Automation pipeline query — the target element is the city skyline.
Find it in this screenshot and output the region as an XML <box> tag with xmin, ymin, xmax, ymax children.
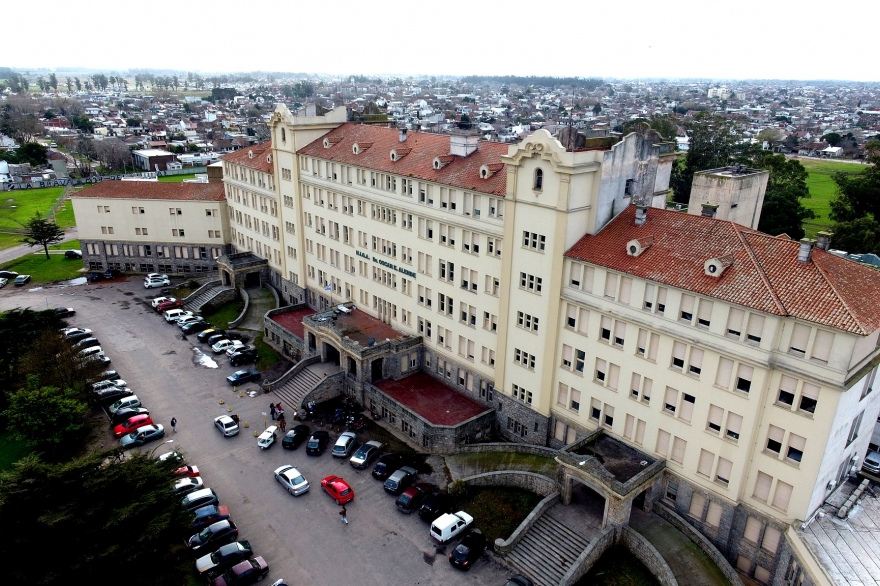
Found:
<box><xmin>7</xmin><ymin>0</ymin><xmax>878</xmax><ymax>82</ymax></box>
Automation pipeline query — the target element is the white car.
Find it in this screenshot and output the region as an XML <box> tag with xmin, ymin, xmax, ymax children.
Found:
<box><xmin>176</xmin><ymin>315</ymin><xmax>203</xmax><ymax>328</ymax></box>
<box><xmin>257</xmin><ymin>425</ymin><xmax>278</xmax><ymax>449</ymax></box>
<box><xmin>147</xmin><ymin>273</ymin><xmax>169</xmax><ymax>281</ymax></box>
<box><xmin>91</xmin><ymin>379</ymin><xmax>127</xmax><ymax>392</ymax></box>
<box><xmin>0</xmin><ymin>278</ymin><xmax>7</xmax><ymax>288</ymax></box>
<box><xmin>212</xmin><ymin>339</ymin><xmax>239</xmax><ymax>354</ymax></box>
<box><xmin>224</xmin><ymin>341</ymin><xmax>246</xmax><ymax>356</ymax></box>
<box><xmin>430</xmin><ymin>511</ymin><xmax>474</xmax><ymax>544</ymax></box>
<box><xmin>151</xmin><ymin>296</ymin><xmax>176</xmax><ymax>308</ymax></box>
<box><xmin>164</xmin><ymin>309</ymin><xmax>192</xmax><ymax>323</ymax></box>
<box><xmin>214</xmin><ymin>415</ymin><xmax>239</xmax><ymax>437</ymax></box>
<box><xmin>63</xmin><ymin>327</ymin><xmax>92</xmax><ymax>338</ymax></box>
<box><xmin>144</xmin><ymin>276</ymin><xmax>170</xmax><ymax>289</ymax></box>
<box><xmin>274</xmin><ymin>465</ymin><xmax>310</xmax><ymax>496</ymax></box>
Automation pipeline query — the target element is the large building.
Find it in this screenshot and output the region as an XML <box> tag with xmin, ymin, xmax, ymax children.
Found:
<box><xmin>77</xmin><ymin>103</ymin><xmax>880</xmax><ymax>586</ymax></box>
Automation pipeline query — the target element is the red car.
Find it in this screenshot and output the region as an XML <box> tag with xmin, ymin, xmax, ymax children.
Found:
<box><xmin>157</xmin><ymin>300</ymin><xmax>183</xmax><ymax>312</ymax></box>
<box><xmin>113</xmin><ymin>414</ymin><xmax>154</xmax><ymax>438</ymax></box>
<box><xmin>321</xmin><ymin>475</ymin><xmax>354</xmax><ymax>504</ymax></box>
<box><xmin>210</xmin><ymin>556</ymin><xmax>269</xmax><ymax>586</ymax></box>
<box><xmin>175</xmin><ymin>465</ymin><xmax>200</xmax><ymax>478</ymax></box>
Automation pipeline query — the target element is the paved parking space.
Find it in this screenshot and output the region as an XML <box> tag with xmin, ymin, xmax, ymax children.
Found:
<box><xmin>1</xmin><ymin>279</ymin><xmax>516</xmax><ymax>585</ymax></box>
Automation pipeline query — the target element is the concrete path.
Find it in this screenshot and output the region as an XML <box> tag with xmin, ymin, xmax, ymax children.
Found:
<box><xmin>236</xmin><ymin>286</ymin><xmax>276</xmax><ymax>331</ymax></box>
<box><xmin>630</xmin><ymin>507</ymin><xmax>733</xmax><ymax>586</ymax></box>
<box><xmin>0</xmin><ymin>226</ymin><xmax>79</xmax><ymax>265</ymax></box>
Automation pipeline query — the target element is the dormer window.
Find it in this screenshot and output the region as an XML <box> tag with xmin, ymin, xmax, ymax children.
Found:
<box><xmin>534</xmin><ymin>168</ymin><xmax>543</xmax><ymax>191</ymax></box>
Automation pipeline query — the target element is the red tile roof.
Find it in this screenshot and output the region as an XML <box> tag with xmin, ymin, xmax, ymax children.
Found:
<box><xmin>72</xmin><ymin>181</ymin><xmax>225</xmax><ymax>201</ymax></box>
<box><xmin>298</xmin><ymin>123</ymin><xmax>509</xmax><ymax>196</ymax></box>
<box><xmin>220</xmin><ymin>141</ymin><xmax>274</xmax><ymax>174</ymax></box>
<box><xmin>565</xmin><ymin>206</ymin><xmax>880</xmax><ymax>335</ymax></box>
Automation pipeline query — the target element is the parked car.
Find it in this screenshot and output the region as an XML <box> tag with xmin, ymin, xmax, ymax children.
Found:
<box><xmin>147</xmin><ymin>273</ymin><xmax>169</xmax><ymax>281</ymax></box>
<box><xmin>449</xmin><ymin>530</ymin><xmax>487</xmax><ymax>570</ymax></box>
<box><xmin>321</xmin><ymin>475</ymin><xmax>354</xmax><ymax>504</ymax></box>
<box><xmin>119</xmin><ymin>424</ymin><xmax>165</xmax><ymax>448</ymax></box>
<box><xmin>113</xmin><ymin>413</ymin><xmax>153</xmax><ymax>437</ymax></box>
<box><xmin>177</xmin><ymin>315</ymin><xmax>204</xmax><ymax>328</ymax></box>
<box><xmin>229</xmin><ymin>348</ymin><xmax>258</xmax><ymax>366</ymax></box>
<box><xmin>65</xmin><ymin>328</ymin><xmax>92</xmax><ymax>341</ymax></box>
<box><xmin>164</xmin><ymin>309</ymin><xmax>191</xmax><ymax>323</ymax></box>
<box><xmin>430</xmin><ymin>511</ymin><xmax>474</xmax><ymax>544</ymax></box>
<box><xmin>225</xmin><ymin>332</ymin><xmax>247</xmax><ymax>342</ymax></box>
<box><xmin>174</xmin><ymin>465</ymin><xmax>200</xmax><ymax>478</ymax></box>
<box><xmin>86</xmin><ymin>353</ymin><xmax>112</xmax><ymax>366</ymax></box>
<box><xmin>383</xmin><ymin>466</ymin><xmax>418</xmax><ymax>495</ymax></box>
<box><xmin>151</xmin><ymin>296</ymin><xmax>175</xmax><ymax>308</ymax></box>
<box><xmin>144</xmin><ymin>276</ymin><xmax>170</xmax><ymax>289</ymax></box>
<box><xmin>182</xmin><ymin>488</ymin><xmax>220</xmax><ymax>512</ymax></box>
<box><xmin>212</xmin><ymin>339</ymin><xmax>241</xmax><ymax>354</ymax></box>
<box><xmin>54</xmin><ymin>307</ymin><xmax>76</xmax><ymax>317</ymax></box>
<box><xmin>0</xmin><ymin>278</ymin><xmax>8</xmax><ymax>288</ymax></box>
<box><xmin>214</xmin><ymin>415</ymin><xmax>240</xmax><ymax>437</ymax></box>
<box><xmin>195</xmin><ymin>541</ymin><xmax>253</xmax><ymax>579</ymax></box>
<box><xmin>75</xmin><ymin>337</ymin><xmax>101</xmax><ymax>350</ymax></box>
<box><xmin>0</xmin><ymin>270</ymin><xmax>18</xmax><ymax>279</ymax></box>
<box><xmin>863</xmin><ymin>450</ymin><xmax>880</xmax><ymax>475</ymax></box>
<box><xmin>109</xmin><ymin>407</ymin><xmax>149</xmax><ymax>426</ymax></box>
<box><xmin>226</xmin><ymin>369</ymin><xmax>260</xmax><ymax>385</ymax></box>
<box><xmin>396</xmin><ymin>483</ymin><xmax>432</xmax><ymax>514</ymax></box>
<box><xmin>89</xmin><ymin>272</ymin><xmax>102</xmax><ymax>282</ymax></box>
<box><xmin>274</xmin><ymin>465</ymin><xmax>310</xmax><ymax>496</ymax></box>
<box><xmin>95</xmin><ymin>369</ymin><xmax>120</xmax><ymax>381</ymax></box>
<box><xmin>350</xmin><ymin>440</ymin><xmax>383</xmax><ymax>469</ymax></box>
<box><xmin>157</xmin><ymin>300</ymin><xmax>183</xmax><ymax>313</ymax></box>
<box><xmin>103</xmin><ymin>268</ymin><xmax>121</xmax><ymax>279</ymax></box>
<box><xmin>210</xmin><ymin>557</ymin><xmax>268</xmax><ymax>586</ymax></box>
<box><xmin>182</xmin><ymin>320</ymin><xmax>211</xmax><ymax>334</ymax></box>
<box><xmin>108</xmin><ymin>395</ymin><xmax>140</xmax><ymax>414</ymax></box>
<box><xmin>419</xmin><ymin>492</ymin><xmax>453</xmax><ymax>523</ymax></box>
<box><xmin>306</xmin><ymin>430</ymin><xmax>330</xmax><ymax>455</ymax></box>
<box><xmin>222</xmin><ymin>340</ymin><xmax>246</xmax><ymax>355</ymax></box>
<box><xmin>64</xmin><ymin>250</ymin><xmax>83</xmax><ymax>259</ymax></box>
<box><xmin>332</xmin><ymin>431</ymin><xmax>357</xmax><ymax>458</ymax></box>
<box><xmin>190</xmin><ymin>504</ymin><xmax>230</xmax><ymax>531</ymax></box>
<box><xmin>372</xmin><ymin>454</ymin><xmax>406</xmax><ymax>480</ymax></box>
<box><xmin>504</xmin><ymin>575</ymin><xmax>534</xmax><ymax>586</ymax></box>
<box><xmin>173</xmin><ymin>476</ymin><xmax>205</xmax><ymax>496</ymax></box>
<box><xmin>206</xmin><ymin>333</ymin><xmax>228</xmax><ymax>346</ymax></box>
<box><xmin>90</xmin><ymin>379</ymin><xmax>126</xmax><ymax>392</ymax></box>
<box><xmin>186</xmin><ymin>518</ymin><xmax>236</xmax><ymax>552</ymax></box>
<box><xmin>13</xmin><ymin>274</ymin><xmax>31</xmax><ymax>286</ymax></box>
<box><xmin>92</xmin><ymin>386</ymin><xmax>133</xmax><ymax>405</ymax></box>
<box><xmin>281</xmin><ymin>424</ymin><xmax>310</xmax><ymax>450</ymax></box>
<box><xmin>257</xmin><ymin>425</ymin><xmax>278</xmax><ymax>449</ymax></box>
<box><xmin>198</xmin><ymin>328</ymin><xmax>224</xmax><ymax>342</ymax></box>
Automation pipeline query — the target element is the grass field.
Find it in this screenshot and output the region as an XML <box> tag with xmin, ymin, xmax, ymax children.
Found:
<box><xmin>158</xmin><ymin>174</ymin><xmax>198</xmax><ymax>183</ymax></box>
<box><xmin>0</xmin><ymin>254</ymin><xmax>84</xmax><ymax>283</ymax></box>
<box><xmin>50</xmin><ymin>238</ymin><xmax>80</xmax><ymax>250</ymax></box>
<box><xmin>0</xmin><ymin>187</ymin><xmax>68</xmax><ymax>249</ymax></box>
<box><xmin>203</xmin><ymin>299</ymin><xmax>246</xmax><ymax>329</ymax></box>
<box><xmin>798</xmin><ymin>158</ymin><xmax>866</xmax><ymax>236</ymax></box>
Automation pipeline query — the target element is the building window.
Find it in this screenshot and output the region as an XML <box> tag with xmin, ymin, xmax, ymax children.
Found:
<box><xmin>534</xmin><ymin>168</ymin><xmax>543</xmax><ymax>191</ymax></box>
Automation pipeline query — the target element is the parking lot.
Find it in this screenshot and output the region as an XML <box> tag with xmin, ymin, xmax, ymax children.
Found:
<box><xmin>2</xmin><ymin>278</ymin><xmax>517</xmax><ymax>585</ymax></box>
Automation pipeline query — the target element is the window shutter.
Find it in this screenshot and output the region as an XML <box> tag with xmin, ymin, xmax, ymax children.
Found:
<box><xmin>631</xmin><ymin>373</ymin><xmax>642</xmax><ymax>396</ymax></box>
<box><xmin>706</xmin><ymin>501</ymin><xmax>723</xmax><ymax>527</ymax></box>
<box><xmin>767</xmin><ymin>424</ymin><xmax>784</xmax><ymax>444</ymax></box>
<box><xmin>642</xmin><ymin>378</ymin><xmax>653</xmax><ymax>401</ymax></box>
<box><xmin>656</xmin><ymin>429</ymin><xmax>671</xmax><ymax>456</ymax></box>
<box><xmin>614</xmin><ymin>321</ymin><xmax>626</xmax><ymax>345</ymax></box>
<box><xmin>689</xmin><ymin>348</ymin><xmax>704</xmax><ymax>373</ymax></box>
<box><xmin>635</xmin><ymin>420</ymin><xmax>646</xmax><ymax>444</ymax></box>
<box><xmin>566</xmin><ymin>427</ymin><xmax>577</xmax><ymax>444</ymax></box>
<box><xmin>716</xmin><ymin>357</ymin><xmax>734</xmax><ymax>388</ymax></box>
<box><xmin>672</xmin><ymin>342</ymin><xmax>686</xmax><ymax>367</ymax></box>
<box><xmin>772</xmin><ymin>481</ymin><xmax>793</xmax><ymax>511</ymax></box>
<box><xmin>689</xmin><ymin>493</ymin><xmax>706</xmax><ymax>518</ymax></box>
<box><xmin>761</xmin><ymin>526</ymin><xmax>781</xmax><ymax>554</ymax></box>
<box><xmin>716</xmin><ymin>458</ymin><xmax>732</xmax><ymax>483</ymax></box>
<box><xmin>554</xmin><ymin>420</ymin><xmax>565</xmax><ymax>441</ymax></box>
<box><xmin>583</xmin><ymin>267</ymin><xmax>594</xmax><ymax>293</ymax></box>
<box><xmin>737</xmin><ymin>363</ymin><xmax>754</xmax><ymax>392</ymax></box>
<box><xmin>600</xmin><ymin>316</ymin><xmax>612</xmax><ymax>339</ymax></box>
<box><xmin>780</xmin><ymin>375</ymin><xmax>797</xmax><ymax>393</ymax></box>
<box><xmin>698</xmin><ymin>449</ymin><xmax>714</xmax><ymax>476</ymax></box>
<box><xmin>604</xmin><ymin>272</ymin><xmax>617</xmax><ymax>298</ymax></box>
<box><xmin>648</xmin><ymin>333</ymin><xmax>659</xmax><ymax>360</ymax></box>
<box><xmin>665</xmin><ymin>387</ymin><xmax>678</xmax><ymax>413</ymax></box>
<box><xmin>624</xmin><ymin>414</ymin><xmax>635</xmax><ymax>439</ymax></box>
<box><xmin>747</xmin><ymin>314</ymin><xmax>765</xmax><ymax>342</ymax></box>
<box><xmin>619</xmin><ymin>277</ymin><xmax>632</xmax><ymax>304</ymax></box>
<box><xmin>679</xmin><ymin>294</ymin><xmax>695</xmax><ymax>320</ymax></box>
<box><xmin>708</xmin><ymin>405</ymin><xmax>723</xmax><ymax>432</ymax></box>
<box><xmin>811</xmin><ymin>330</ymin><xmax>834</xmax><ymax>362</ymax></box>
<box><xmin>595</xmin><ymin>358</ymin><xmax>607</xmax><ymax>379</ymax></box>
<box><xmin>727</xmin><ymin>307</ymin><xmax>744</xmax><ymax>336</ymax></box>
<box><xmin>608</xmin><ymin>364</ymin><xmax>620</xmax><ymax>390</ymax></box>
<box><xmin>637</xmin><ymin>329</ymin><xmax>647</xmax><ymax>354</ymax></box>
<box><xmin>726</xmin><ymin>412</ymin><xmax>743</xmax><ymax>440</ymax></box>
<box><xmin>563</xmin><ymin>344</ymin><xmax>573</xmax><ymax>365</ymax></box>
<box><xmin>754</xmin><ymin>471</ymin><xmax>772</xmax><ymax>501</ymax></box>
<box><xmin>567</xmin><ymin>303</ymin><xmax>577</xmax><ymax>327</ymax></box>
<box><xmin>644</xmin><ymin>283</ymin><xmax>655</xmax><ymax>309</ymax></box>
<box><xmin>790</xmin><ymin>324</ymin><xmax>810</xmax><ymax>354</ymax></box>
<box><xmin>569</xmin><ymin>263</ymin><xmax>582</xmax><ymax>287</ymax></box>
<box><xmin>698</xmin><ymin>300</ymin><xmax>713</xmax><ymax>326</ymax></box>
<box><xmin>800</xmin><ymin>383</ymin><xmax>819</xmax><ymax>413</ymax></box>
<box><xmin>744</xmin><ymin>517</ymin><xmax>762</xmax><ymax>543</ymax></box>
<box><xmin>578</xmin><ymin>308</ymin><xmax>590</xmax><ymax>334</ymax></box>
<box><xmin>679</xmin><ymin>394</ymin><xmax>695</xmax><ymax>422</ymax></box>
<box><xmin>556</xmin><ymin>383</ymin><xmax>568</xmax><ymax>407</ymax></box>
<box><xmin>671</xmin><ymin>437</ymin><xmax>687</xmax><ymax>464</ymax></box>
<box><xmin>569</xmin><ymin>388</ymin><xmax>581</xmax><ymax>410</ymax></box>
<box><xmin>656</xmin><ymin>287</ymin><xmax>667</xmax><ymax>311</ymax></box>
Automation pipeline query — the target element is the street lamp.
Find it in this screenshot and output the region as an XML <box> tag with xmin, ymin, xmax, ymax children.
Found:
<box><xmin>150</xmin><ymin>439</ymin><xmax>174</xmax><ymax>458</ymax></box>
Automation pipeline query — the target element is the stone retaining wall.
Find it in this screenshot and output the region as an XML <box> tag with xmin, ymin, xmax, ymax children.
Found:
<box><xmin>654</xmin><ymin>502</ymin><xmax>743</xmax><ymax>586</ymax></box>
<box><xmin>453</xmin><ymin>442</ymin><xmax>561</xmax><ymax>458</ymax></box>
<box><xmin>228</xmin><ymin>287</ymin><xmax>249</xmax><ymax>328</ymax></box>
<box><xmin>299</xmin><ymin>371</ymin><xmax>346</xmax><ymax>408</ymax></box>
<box><xmin>493</xmin><ymin>493</ymin><xmax>560</xmax><ymax>554</ymax></box>
<box><xmin>200</xmin><ymin>288</ymin><xmax>237</xmax><ymax>314</ymax></box>
<box><xmin>620</xmin><ymin>525</ymin><xmax>678</xmax><ymax>586</ymax></box>
<box><xmin>452</xmin><ymin>471</ymin><xmax>557</xmax><ymax>497</ymax></box>
<box><xmin>559</xmin><ymin>527</ymin><xmax>616</xmax><ymax>585</ymax></box>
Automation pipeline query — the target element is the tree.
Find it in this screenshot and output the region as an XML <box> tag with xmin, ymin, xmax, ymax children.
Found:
<box><xmin>593</xmin><ymin>103</ymin><xmax>602</xmax><ymax>116</ymax></box>
<box><xmin>671</xmin><ymin>112</ymin><xmax>739</xmax><ymax>203</ymax></box>
<box><xmin>828</xmin><ymin>156</ymin><xmax>880</xmax><ymax>253</ymax></box>
<box><xmin>736</xmin><ymin>153</ymin><xmax>816</xmax><ymax>239</ymax></box>
<box><xmin>822</xmin><ymin>132</ymin><xmax>842</xmax><ymax>146</ymax></box>
<box><xmin>21</xmin><ymin>211</ymin><xmax>65</xmax><ymax>259</ymax></box>
<box><xmin>0</xmin><ymin>308</ymin><xmax>67</xmax><ymax>413</ymax></box>
<box><xmin>4</xmin><ymin>378</ymin><xmax>90</xmax><ymax>451</ymax></box>
<box><xmin>93</xmin><ymin>137</ymin><xmax>132</xmax><ymax>171</ymax></box>
<box><xmin>19</xmin><ymin>330</ymin><xmax>106</xmax><ymax>397</ymax></box>
<box><xmin>14</xmin><ymin>142</ymin><xmax>48</xmax><ymax>166</ymax></box>
<box><xmin>756</xmin><ymin>128</ymin><xmax>783</xmax><ymax>144</ymax></box>
<box><xmin>65</xmin><ymin>77</ymin><xmax>72</xmax><ymax>92</ymax></box>
<box><xmin>48</xmin><ymin>72</ymin><xmax>58</xmax><ymax>91</ymax></box>
<box><xmin>74</xmin><ymin>76</ymin><xmax>81</xmax><ymax>91</ymax></box>
<box><xmin>0</xmin><ymin>450</ymin><xmax>192</xmax><ymax>585</ymax></box>
<box><xmin>458</xmin><ymin>113</ymin><xmax>472</xmax><ymax>129</ymax></box>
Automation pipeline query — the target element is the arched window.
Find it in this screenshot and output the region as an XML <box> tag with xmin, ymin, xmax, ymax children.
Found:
<box><xmin>534</xmin><ymin>168</ymin><xmax>543</xmax><ymax>191</ymax></box>
<box><xmin>281</xmin><ymin>128</ymin><xmax>286</xmax><ymax>143</ymax></box>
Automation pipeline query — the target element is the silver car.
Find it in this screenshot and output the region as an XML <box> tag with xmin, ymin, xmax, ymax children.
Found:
<box><xmin>214</xmin><ymin>415</ymin><xmax>239</xmax><ymax>437</ymax></box>
<box><xmin>274</xmin><ymin>465</ymin><xmax>310</xmax><ymax>496</ymax></box>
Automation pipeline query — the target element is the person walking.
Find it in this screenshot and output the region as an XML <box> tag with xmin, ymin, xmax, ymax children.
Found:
<box><xmin>278</xmin><ymin>417</ymin><xmax>286</xmax><ymax>432</ymax></box>
<box><xmin>339</xmin><ymin>505</ymin><xmax>349</xmax><ymax>524</ymax></box>
<box><xmin>270</xmin><ymin>403</ymin><xmax>276</xmax><ymax>420</ymax></box>
<box><xmin>170</xmin><ymin>417</ymin><xmax>177</xmax><ymax>433</ymax></box>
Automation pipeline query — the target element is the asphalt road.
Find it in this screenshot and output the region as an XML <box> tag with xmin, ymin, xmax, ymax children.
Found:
<box><xmin>0</xmin><ymin>277</ymin><xmax>516</xmax><ymax>586</ymax></box>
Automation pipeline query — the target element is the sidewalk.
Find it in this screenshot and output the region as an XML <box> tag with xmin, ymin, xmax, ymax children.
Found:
<box><xmin>236</xmin><ymin>286</ymin><xmax>277</xmax><ymax>331</ymax></box>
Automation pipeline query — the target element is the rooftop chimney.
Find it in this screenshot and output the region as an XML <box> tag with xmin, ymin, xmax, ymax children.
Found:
<box><xmin>635</xmin><ymin>205</ymin><xmax>648</xmax><ymax>227</ymax></box>
<box><xmin>701</xmin><ymin>202</ymin><xmax>719</xmax><ymax>219</ymax></box>
<box><xmin>399</xmin><ymin>128</ymin><xmax>408</xmax><ymax>143</ymax></box>
<box><xmin>816</xmin><ymin>231</ymin><xmax>833</xmax><ymax>251</ymax></box>
<box><xmin>449</xmin><ymin>131</ymin><xmax>479</xmax><ymax>158</ymax></box>
<box><xmin>798</xmin><ymin>238</ymin><xmax>816</xmax><ymax>263</ymax></box>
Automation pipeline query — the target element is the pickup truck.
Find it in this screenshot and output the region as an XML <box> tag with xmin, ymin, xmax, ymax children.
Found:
<box><xmin>430</xmin><ymin>510</ymin><xmax>474</xmax><ymax>543</ymax></box>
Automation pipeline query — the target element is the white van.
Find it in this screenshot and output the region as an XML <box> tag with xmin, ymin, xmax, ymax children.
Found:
<box><xmin>79</xmin><ymin>346</ymin><xmax>105</xmax><ymax>359</ymax></box>
<box><xmin>163</xmin><ymin>309</ymin><xmax>189</xmax><ymax>323</ymax></box>
<box><xmin>430</xmin><ymin>511</ymin><xmax>474</xmax><ymax>543</ymax></box>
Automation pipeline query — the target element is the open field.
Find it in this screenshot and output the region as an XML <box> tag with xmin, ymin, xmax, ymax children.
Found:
<box><xmin>0</xmin><ymin>254</ymin><xmax>84</xmax><ymax>283</ymax></box>
<box><xmin>0</xmin><ymin>187</ymin><xmax>67</xmax><ymax>249</ymax></box>
<box><xmin>796</xmin><ymin>158</ymin><xmax>867</xmax><ymax>237</ymax></box>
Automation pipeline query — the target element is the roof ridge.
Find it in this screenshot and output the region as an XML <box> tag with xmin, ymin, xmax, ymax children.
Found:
<box><xmin>733</xmin><ymin>226</ymin><xmax>789</xmax><ymax>316</ymax></box>
<box><xmin>812</xmin><ymin>254</ymin><xmax>868</xmax><ymax>335</ymax></box>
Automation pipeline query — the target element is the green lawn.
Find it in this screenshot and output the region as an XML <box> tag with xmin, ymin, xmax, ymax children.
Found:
<box><xmin>202</xmin><ymin>299</ymin><xmax>245</xmax><ymax>330</ymax></box>
<box><xmin>451</xmin><ymin>486</ymin><xmax>542</xmax><ymax>544</ymax></box>
<box><xmin>0</xmin><ymin>254</ymin><xmax>84</xmax><ymax>283</ymax></box>
<box><xmin>50</xmin><ymin>238</ymin><xmax>80</xmax><ymax>250</ymax></box>
<box><xmin>252</xmin><ymin>332</ymin><xmax>280</xmax><ymax>370</ymax></box>
<box><xmin>0</xmin><ymin>430</ymin><xmax>33</xmax><ymax>471</ymax></box>
<box><xmin>0</xmin><ymin>187</ymin><xmax>69</xmax><ymax>249</ymax></box>
<box><xmin>798</xmin><ymin>158</ymin><xmax>866</xmax><ymax>236</ymax></box>
<box><xmin>158</xmin><ymin>174</ymin><xmax>198</xmax><ymax>183</ymax></box>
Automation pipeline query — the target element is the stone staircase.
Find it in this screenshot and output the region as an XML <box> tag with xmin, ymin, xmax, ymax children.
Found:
<box><xmin>270</xmin><ymin>366</ymin><xmax>326</xmax><ymax>411</ymax></box>
<box><xmin>185</xmin><ymin>284</ymin><xmax>234</xmax><ymax>313</ymax></box>
<box><xmin>506</xmin><ymin>511</ymin><xmax>591</xmax><ymax>586</ymax></box>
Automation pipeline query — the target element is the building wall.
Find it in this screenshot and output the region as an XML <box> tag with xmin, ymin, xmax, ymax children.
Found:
<box><xmin>688</xmin><ymin>169</ymin><xmax>770</xmax><ymax>230</ymax></box>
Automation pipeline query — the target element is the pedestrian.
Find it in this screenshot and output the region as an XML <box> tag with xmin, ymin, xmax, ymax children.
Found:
<box><xmin>339</xmin><ymin>505</ymin><xmax>348</xmax><ymax>524</ymax></box>
<box><xmin>279</xmin><ymin>418</ymin><xmax>286</xmax><ymax>432</ymax></box>
<box><xmin>270</xmin><ymin>402</ymin><xmax>276</xmax><ymax>420</ymax></box>
<box><xmin>170</xmin><ymin>417</ymin><xmax>177</xmax><ymax>433</ymax></box>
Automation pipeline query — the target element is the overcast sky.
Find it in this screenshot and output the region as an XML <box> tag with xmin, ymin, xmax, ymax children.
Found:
<box><xmin>7</xmin><ymin>0</ymin><xmax>878</xmax><ymax>82</ymax></box>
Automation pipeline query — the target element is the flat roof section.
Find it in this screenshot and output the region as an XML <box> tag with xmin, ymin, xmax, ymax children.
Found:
<box><xmin>270</xmin><ymin>307</ymin><xmax>317</xmax><ymax>341</ymax></box>
<box><xmin>376</xmin><ymin>372</ymin><xmax>491</xmax><ymax>426</ymax></box>
<box><xmin>332</xmin><ymin>309</ymin><xmax>401</xmax><ymax>347</ymax></box>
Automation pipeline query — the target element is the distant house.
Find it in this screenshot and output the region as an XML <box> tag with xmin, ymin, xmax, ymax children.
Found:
<box><xmin>132</xmin><ymin>148</ymin><xmax>178</xmax><ymax>172</ymax></box>
<box><xmin>821</xmin><ymin>146</ymin><xmax>843</xmax><ymax>158</ymax></box>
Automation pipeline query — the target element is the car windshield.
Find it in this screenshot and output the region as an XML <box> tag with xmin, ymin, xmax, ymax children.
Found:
<box><xmin>340</xmin><ymin>487</ymin><xmax>351</xmax><ymax>496</ymax></box>
<box><xmin>398</xmin><ymin>494</ymin><xmax>411</xmax><ymax>505</ymax></box>
<box><xmin>291</xmin><ymin>475</ymin><xmax>305</xmax><ymax>484</ymax></box>
<box><xmin>197</xmin><ymin>527</ymin><xmax>211</xmax><ymax>540</ymax></box>
<box><xmin>126</xmin><ymin>430</ymin><xmax>138</xmax><ymax>439</ymax></box>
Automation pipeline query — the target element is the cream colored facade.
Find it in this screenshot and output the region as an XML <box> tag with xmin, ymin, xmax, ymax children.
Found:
<box><xmin>219</xmin><ymin>105</ymin><xmax>880</xmax><ymax>586</ymax></box>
